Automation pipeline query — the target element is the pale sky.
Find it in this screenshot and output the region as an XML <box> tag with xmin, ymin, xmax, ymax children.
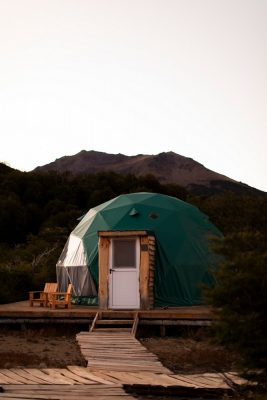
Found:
<box><xmin>0</xmin><ymin>0</ymin><xmax>266</xmax><ymax>191</ymax></box>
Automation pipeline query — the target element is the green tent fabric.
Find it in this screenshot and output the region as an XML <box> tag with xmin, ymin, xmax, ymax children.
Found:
<box><xmin>57</xmin><ymin>192</ymin><xmax>222</xmax><ymax>307</ymax></box>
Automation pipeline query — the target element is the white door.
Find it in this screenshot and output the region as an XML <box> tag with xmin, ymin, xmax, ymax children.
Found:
<box><xmin>109</xmin><ymin>237</ymin><xmax>140</xmax><ymax>309</ymax></box>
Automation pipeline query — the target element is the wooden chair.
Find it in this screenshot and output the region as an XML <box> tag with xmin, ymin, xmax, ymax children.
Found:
<box><xmin>48</xmin><ymin>283</ymin><xmax>73</xmax><ymax>309</ymax></box>
<box><xmin>29</xmin><ymin>282</ymin><xmax>58</xmax><ymax>307</ymax></box>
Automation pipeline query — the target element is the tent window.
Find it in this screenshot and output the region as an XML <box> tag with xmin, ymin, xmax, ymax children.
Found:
<box><xmin>149</xmin><ymin>212</ymin><xmax>159</xmax><ymax>220</ymax></box>
<box><xmin>112</xmin><ymin>239</ymin><xmax>136</xmax><ymax>268</ymax></box>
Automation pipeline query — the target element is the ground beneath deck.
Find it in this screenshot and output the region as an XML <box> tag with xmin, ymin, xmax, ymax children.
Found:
<box><xmin>0</xmin><ymin>326</ymin><xmax>239</xmax><ymax>373</ymax></box>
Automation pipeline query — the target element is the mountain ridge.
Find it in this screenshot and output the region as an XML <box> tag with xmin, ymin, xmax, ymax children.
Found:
<box><xmin>33</xmin><ymin>150</ymin><xmax>264</xmax><ymax>196</ymax></box>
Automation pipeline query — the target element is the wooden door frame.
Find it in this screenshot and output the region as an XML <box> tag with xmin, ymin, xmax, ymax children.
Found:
<box><xmin>98</xmin><ymin>231</ymin><xmax>155</xmax><ymax>310</ymax></box>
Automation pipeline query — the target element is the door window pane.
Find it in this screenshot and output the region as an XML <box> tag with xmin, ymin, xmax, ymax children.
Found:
<box><xmin>113</xmin><ymin>239</ymin><xmax>136</xmax><ymax>268</ymax></box>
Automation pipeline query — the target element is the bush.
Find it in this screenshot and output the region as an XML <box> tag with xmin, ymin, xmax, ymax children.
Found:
<box><xmin>206</xmin><ymin>231</ymin><xmax>267</xmax><ymax>389</ymax></box>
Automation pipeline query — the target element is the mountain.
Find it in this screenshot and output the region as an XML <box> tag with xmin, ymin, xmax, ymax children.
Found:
<box><xmin>34</xmin><ymin>150</ymin><xmax>264</xmax><ymax>195</ymax></box>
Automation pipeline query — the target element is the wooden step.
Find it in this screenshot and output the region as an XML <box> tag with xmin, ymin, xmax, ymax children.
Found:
<box><xmin>101</xmin><ymin>311</ymin><xmax>136</xmax><ymax>319</ymax></box>
<box><xmin>96</xmin><ymin>319</ymin><xmax>134</xmax><ymax>325</ymax></box>
<box><xmin>93</xmin><ymin>327</ymin><xmax>132</xmax><ymax>332</ymax></box>
<box><xmin>90</xmin><ymin>312</ymin><xmax>139</xmax><ymax>335</ymax></box>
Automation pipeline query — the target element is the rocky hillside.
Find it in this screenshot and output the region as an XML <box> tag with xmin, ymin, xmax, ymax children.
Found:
<box><xmin>34</xmin><ymin>150</ymin><xmax>263</xmax><ymax>195</ymax></box>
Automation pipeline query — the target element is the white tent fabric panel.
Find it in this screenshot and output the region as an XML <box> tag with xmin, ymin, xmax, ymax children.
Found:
<box><xmin>56</xmin><ymin>265</ymin><xmax>97</xmax><ymax>296</ymax></box>
<box><xmin>57</xmin><ymin>234</ymin><xmax>87</xmax><ymax>267</ymax></box>
<box><xmin>56</xmin><ymin>234</ymin><xmax>97</xmax><ymax>297</ymax></box>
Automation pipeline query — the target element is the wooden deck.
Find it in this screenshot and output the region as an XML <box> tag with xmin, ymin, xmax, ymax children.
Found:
<box><xmin>0</xmin><ymin>383</ymin><xmax>136</xmax><ymax>399</ymax></box>
<box><xmin>0</xmin><ymin>366</ymin><xmax>246</xmax><ymax>387</ymax></box>
<box><xmin>0</xmin><ymin>367</ymin><xmax>246</xmax><ymax>399</ymax></box>
<box><xmin>0</xmin><ymin>301</ymin><xmax>213</xmax><ymax>327</ymax></box>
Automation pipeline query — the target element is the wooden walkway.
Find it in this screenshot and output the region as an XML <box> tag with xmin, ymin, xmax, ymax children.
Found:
<box><xmin>0</xmin><ymin>329</ymin><xmax>247</xmax><ymax>398</ymax></box>
<box><xmin>0</xmin><ymin>384</ymin><xmax>135</xmax><ymax>399</ymax></box>
<box><xmin>0</xmin><ymin>367</ymin><xmax>246</xmax><ymax>399</ymax></box>
<box><xmin>77</xmin><ymin>331</ymin><xmax>171</xmax><ymax>373</ymax></box>
<box><xmin>0</xmin><ymin>366</ymin><xmax>245</xmax><ymax>387</ymax></box>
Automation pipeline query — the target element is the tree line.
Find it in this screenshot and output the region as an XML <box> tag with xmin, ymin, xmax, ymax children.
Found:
<box><xmin>1</xmin><ymin>162</ymin><xmax>266</xmax><ymax>300</ymax></box>
<box><xmin>0</xmin><ymin>163</ymin><xmax>187</xmax><ymax>302</ymax></box>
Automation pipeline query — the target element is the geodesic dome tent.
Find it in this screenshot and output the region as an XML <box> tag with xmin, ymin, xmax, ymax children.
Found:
<box><xmin>56</xmin><ymin>192</ymin><xmax>222</xmax><ymax>307</ymax></box>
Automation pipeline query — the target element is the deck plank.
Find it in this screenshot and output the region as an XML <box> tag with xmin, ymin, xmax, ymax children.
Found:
<box><xmin>9</xmin><ymin>369</ymin><xmax>47</xmax><ymax>384</ymax></box>
<box><xmin>0</xmin><ymin>368</ymin><xmax>247</xmax><ymax>388</ymax></box>
<box><xmin>66</xmin><ymin>366</ymin><xmax>115</xmax><ymax>384</ymax></box>
<box><xmin>0</xmin><ymin>384</ymin><xmax>135</xmax><ymax>399</ymax></box>
<box><xmin>19</xmin><ymin>368</ymin><xmax>65</xmax><ymax>384</ymax></box>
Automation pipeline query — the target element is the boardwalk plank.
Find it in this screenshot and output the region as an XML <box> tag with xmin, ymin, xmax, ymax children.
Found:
<box><xmin>19</xmin><ymin>368</ymin><xmax>64</xmax><ymax>384</ymax></box>
<box><xmin>54</xmin><ymin>368</ymin><xmax>97</xmax><ymax>384</ymax></box>
<box><xmin>130</xmin><ymin>371</ymin><xmax>182</xmax><ymax>386</ymax></box>
<box><xmin>0</xmin><ymin>371</ymin><xmax>19</xmax><ymax>384</ymax></box>
<box><xmin>103</xmin><ymin>371</ymin><xmax>154</xmax><ymax>385</ymax></box>
<box><xmin>9</xmin><ymin>369</ymin><xmax>46</xmax><ymax>384</ymax></box>
<box><xmin>0</xmin><ymin>384</ymin><xmax>135</xmax><ymax>399</ymax></box>
<box><xmin>66</xmin><ymin>366</ymin><xmax>115</xmax><ymax>384</ymax></box>
<box><xmin>39</xmin><ymin>369</ymin><xmax>76</xmax><ymax>385</ymax></box>
<box><xmin>89</xmin><ymin>370</ymin><xmax>124</xmax><ymax>384</ymax></box>
<box><xmin>0</xmin><ymin>369</ymin><xmax>27</xmax><ymax>384</ymax></box>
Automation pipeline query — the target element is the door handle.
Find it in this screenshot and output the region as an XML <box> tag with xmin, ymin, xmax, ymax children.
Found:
<box><xmin>109</xmin><ymin>268</ymin><xmax>115</xmax><ymax>274</ymax></box>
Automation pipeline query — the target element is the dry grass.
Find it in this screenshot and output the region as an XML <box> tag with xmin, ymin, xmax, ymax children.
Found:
<box><xmin>140</xmin><ymin>329</ymin><xmax>240</xmax><ymax>374</ymax></box>
<box><xmin>0</xmin><ymin>326</ymin><xmax>86</xmax><ymax>368</ymax></box>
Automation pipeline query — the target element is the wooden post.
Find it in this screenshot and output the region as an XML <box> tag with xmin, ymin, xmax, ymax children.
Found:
<box><xmin>140</xmin><ymin>236</ymin><xmax>150</xmax><ymax>309</ymax></box>
<box><xmin>148</xmin><ymin>236</ymin><xmax>155</xmax><ymax>309</ymax></box>
<box><xmin>98</xmin><ymin>236</ymin><xmax>109</xmax><ymax>309</ymax></box>
<box><xmin>160</xmin><ymin>325</ymin><xmax>166</xmax><ymax>337</ymax></box>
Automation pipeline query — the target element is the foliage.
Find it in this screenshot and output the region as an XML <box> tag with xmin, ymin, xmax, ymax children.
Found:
<box><xmin>0</xmin><ymin>166</ymin><xmax>186</xmax><ymax>302</ymax></box>
<box><xmin>0</xmin><ymin>265</ymin><xmax>32</xmax><ymax>304</ymax></box>
<box><xmin>206</xmin><ymin>231</ymin><xmax>267</xmax><ymax>389</ymax></box>
<box><xmin>189</xmin><ymin>193</ymin><xmax>267</xmax><ymax>235</ymax></box>
<box><xmin>0</xmin><ymin>228</ymin><xmax>68</xmax><ymax>303</ymax></box>
<box><xmin>0</xmin><ymin>168</ymin><xmax>187</xmax><ymax>246</ymax></box>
